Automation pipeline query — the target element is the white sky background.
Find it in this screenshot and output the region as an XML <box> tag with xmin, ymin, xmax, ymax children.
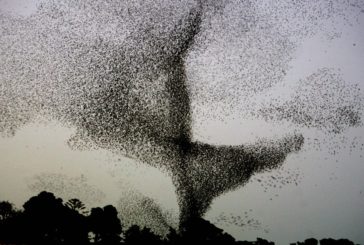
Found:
<box><xmin>0</xmin><ymin>0</ymin><xmax>364</xmax><ymax>244</ymax></box>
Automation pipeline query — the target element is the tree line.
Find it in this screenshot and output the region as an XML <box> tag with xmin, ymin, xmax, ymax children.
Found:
<box><xmin>0</xmin><ymin>191</ymin><xmax>358</xmax><ymax>245</ymax></box>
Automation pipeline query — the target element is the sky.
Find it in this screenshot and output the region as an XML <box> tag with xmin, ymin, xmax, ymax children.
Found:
<box><xmin>0</xmin><ymin>0</ymin><xmax>364</xmax><ymax>244</ymax></box>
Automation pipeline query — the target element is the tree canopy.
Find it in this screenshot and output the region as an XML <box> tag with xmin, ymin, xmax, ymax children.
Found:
<box><xmin>0</xmin><ymin>191</ymin><xmax>359</xmax><ymax>245</ymax></box>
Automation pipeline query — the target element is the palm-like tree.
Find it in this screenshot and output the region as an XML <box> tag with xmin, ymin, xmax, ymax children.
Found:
<box><xmin>65</xmin><ymin>198</ymin><xmax>88</xmax><ymax>215</ymax></box>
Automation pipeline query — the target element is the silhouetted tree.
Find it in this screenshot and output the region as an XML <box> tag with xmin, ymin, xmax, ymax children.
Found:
<box><xmin>255</xmin><ymin>237</ymin><xmax>275</xmax><ymax>245</ymax></box>
<box><xmin>320</xmin><ymin>238</ymin><xmax>355</xmax><ymax>245</ymax></box>
<box><xmin>0</xmin><ymin>201</ymin><xmax>23</xmax><ymax>244</ymax></box>
<box><xmin>180</xmin><ymin>217</ymin><xmax>236</xmax><ymax>245</ymax></box>
<box><xmin>298</xmin><ymin>238</ymin><xmax>318</xmax><ymax>245</ymax></box>
<box><xmin>124</xmin><ymin>225</ymin><xmax>164</xmax><ymax>245</ymax></box>
<box><xmin>22</xmin><ymin>191</ymin><xmax>89</xmax><ymax>244</ymax></box>
<box><xmin>0</xmin><ymin>192</ymin><xmax>361</xmax><ymax>245</ymax></box>
<box><xmin>165</xmin><ymin>227</ymin><xmax>180</xmax><ymax>245</ymax></box>
<box><xmin>66</xmin><ymin>198</ymin><xmax>88</xmax><ymax>215</ymax></box>
<box><xmin>88</xmin><ymin>205</ymin><xmax>122</xmax><ymax>244</ymax></box>
<box><xmin>0</xmin><ymin>201</ymin><xmax>17</xmax><ymax>221</ymax></box>
<box><xmin>235</xmin><ymin>238</ymin><xmax>275</xmax><ymax>245</ymax></box>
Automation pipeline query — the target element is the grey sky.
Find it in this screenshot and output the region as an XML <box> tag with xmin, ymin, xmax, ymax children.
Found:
<box><xmin>0</xmin><ymin>0</ymin><xmax>363</xmax><ymax>244</ymax></box>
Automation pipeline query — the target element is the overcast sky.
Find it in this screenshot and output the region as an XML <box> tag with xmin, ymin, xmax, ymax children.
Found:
<box><xmin>0</xmin><ymin>0</ymin><xmax>364</xmax><ymax>244</ymax></box>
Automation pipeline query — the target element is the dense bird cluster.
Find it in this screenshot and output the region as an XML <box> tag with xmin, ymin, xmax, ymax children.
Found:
<box><xmin>0</xmin><ymin>0</ymin><xmax>363</xmax><ymax>232</ymax></box>
<box><xmin>116</xmin><ymin>190</ymin><xmax>177</xmax><ymax>237</ymax></box>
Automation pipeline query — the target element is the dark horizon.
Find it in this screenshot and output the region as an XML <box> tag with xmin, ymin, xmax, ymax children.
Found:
<box><xmin>0</xmin><ymin>191</ymin><xmax>360</xmax><ymax>245</ymax></box>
